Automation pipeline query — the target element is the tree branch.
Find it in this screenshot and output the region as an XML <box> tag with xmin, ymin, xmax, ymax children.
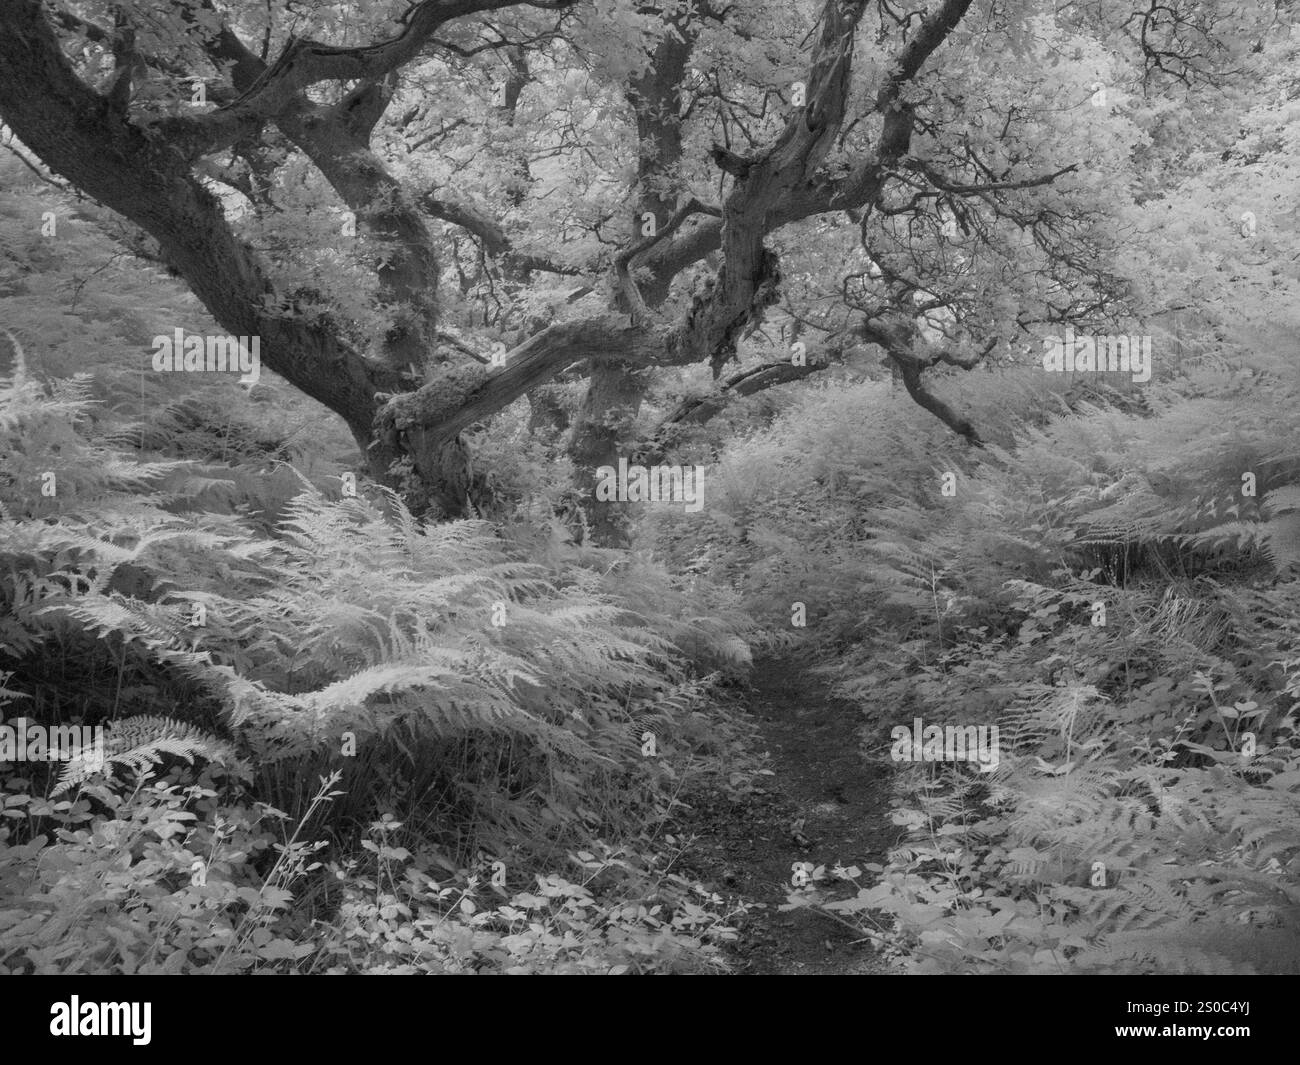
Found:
<box><xmin>640</xmin><ymin>353</ymin><xmax>836</xmax><ymax>464</ymax></box>
<box><xmin>421</xmin><ymin>191</ymin><xmax>582</xmax><ymax>274</ymax></box>
<box><xmin>613</xmin><ymin>196</ymin><xmax>721</xmax><ymax>324</ymax></box>
<box><xmin>379</xmin><ymin>315</ymin><xmax>663</xmax><ymax>448</ymax></box>
<box><xmin>893</xmin><ymin>353</ymin><xmax>983</xmax><ymax>446</ymax></box>
<box><xmin>0</xmin><ymin>0</ymin><xmax>401</xmax><ymax>445</ymax></box>
<box><xmin>904</xmin><ymin>159</ymin><xmax>1081</xmax><ymax>196</ymax></box>
<box><xmin>152</xmin><ymin>0</ymin><xmax>577</xmax><ymax>158</ymax></box>
<box><xmin>858</xmin><ymin>313</ymin><xmax>985</xmax><ymax>445</ymax></box>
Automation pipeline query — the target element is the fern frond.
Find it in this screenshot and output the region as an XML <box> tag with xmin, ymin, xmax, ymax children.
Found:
<box><xmin>52</xmin><ymin>714</ymin><xmax>234</xmax><ymax>795</ymax></box>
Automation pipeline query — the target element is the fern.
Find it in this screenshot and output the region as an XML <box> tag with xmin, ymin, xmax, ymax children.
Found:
<box><xmin>52</xmin><ymin>714</ymin><xmax>235</xmax><ymax>795</ymax></box>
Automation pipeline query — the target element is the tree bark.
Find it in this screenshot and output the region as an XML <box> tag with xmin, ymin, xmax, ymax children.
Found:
<box><xmin>566</xmin><ymin>9</ymin><xmax>694</xmax><ymax>544</ymax></box>
<box><xmin>0</xmin><ymin>0</ymin><xmax>978</xmax><ymax>525</ymax></box>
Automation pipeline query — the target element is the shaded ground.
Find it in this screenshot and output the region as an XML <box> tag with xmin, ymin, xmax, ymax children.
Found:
<box><xmin>680</xmin><ymin>654</ymin><xmax>899</xmax><ymax>974</ymax></box>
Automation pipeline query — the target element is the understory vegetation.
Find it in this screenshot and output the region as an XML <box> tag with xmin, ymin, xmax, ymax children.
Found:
<box><xmin>0</xmin><ymin>361</ymin><xmax>762</xmax><ymax>974</ymax></box>
<box><xmin>5</xmin><ymin>180</ymin><xmax>1298</xmax><ymax>972</ymax></box>
<box><xmin>655</xmin><ymin>360</ymin><xmax>1300</xmax><ymax>974</ymax></box>
<box><xmin>1</xmin><ymin>0</ymin><xmax>1298</xmax><ymax>977</ymax></box>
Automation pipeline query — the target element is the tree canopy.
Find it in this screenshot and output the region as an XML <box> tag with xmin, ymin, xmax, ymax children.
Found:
<box><xmin>3</xmin><ymin>0</ymin><xmax>1300</xmax><ymax>984</ymax></box>
<box><xmin>5</xmin><ymin>0</ymin><xmax>1280</xmax><ymax>533</ymax></box>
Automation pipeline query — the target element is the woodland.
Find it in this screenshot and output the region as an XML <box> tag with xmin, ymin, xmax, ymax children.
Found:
<box><xmin>0</xmin><ymin>0</ymin><xmax>1298</xmax><ymax>977</ymax></box>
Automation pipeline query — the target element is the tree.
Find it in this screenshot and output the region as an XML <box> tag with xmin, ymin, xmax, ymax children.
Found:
<box><xmin>0</xmin><ymin>0</ymin><xmax>1268</xmax><ymax>541</ymax></box>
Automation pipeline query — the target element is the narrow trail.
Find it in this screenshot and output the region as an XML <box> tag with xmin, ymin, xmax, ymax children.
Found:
<box><xmin>683</xmin><ymin>654</ymin><xmax>899</xmax><ymax>974</ymax></box>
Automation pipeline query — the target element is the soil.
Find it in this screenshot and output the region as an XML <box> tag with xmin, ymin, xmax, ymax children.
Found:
<box><xmin>679</xmin><ymin>653</ymin><xmax>901</xmax><ymax>974</ymax></box>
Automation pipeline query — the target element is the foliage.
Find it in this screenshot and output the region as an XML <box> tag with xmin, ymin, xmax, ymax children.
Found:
<box><xmin>3</xmin><ymin>0</ymin><xmax>1299</xmax><ymax>978</ymax></box>
<box><xmin>691</xmin><ymin>334</ymin><xmax>1300</xmax><ymax>972</ymax></box>
<box><xmin>0</xmin><ymin>319</ymin><xmax>753</xmax><ymax>972</ymax></box>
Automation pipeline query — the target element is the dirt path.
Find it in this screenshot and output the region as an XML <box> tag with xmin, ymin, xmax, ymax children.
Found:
<box><xmin>682</xmin><ymin>654</ymin><xmax>899</xmax><ymax>974</ymax></box>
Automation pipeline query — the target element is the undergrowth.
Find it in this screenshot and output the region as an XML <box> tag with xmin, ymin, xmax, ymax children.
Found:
<box><xmin>0</xmin><ymin>364</ymin><xmax>759</xmax><ymax>973</ymax></box>
<box><xmin>662</xmin><ymin>352</ymin><xmax>1300</xmax><ymax>974</ymax></box>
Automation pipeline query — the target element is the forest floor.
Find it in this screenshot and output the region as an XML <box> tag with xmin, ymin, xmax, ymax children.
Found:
<box><xmin>677</xmin><ymin>653</ymin><xmax>900</xmax><ymax>974</ymax></box>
